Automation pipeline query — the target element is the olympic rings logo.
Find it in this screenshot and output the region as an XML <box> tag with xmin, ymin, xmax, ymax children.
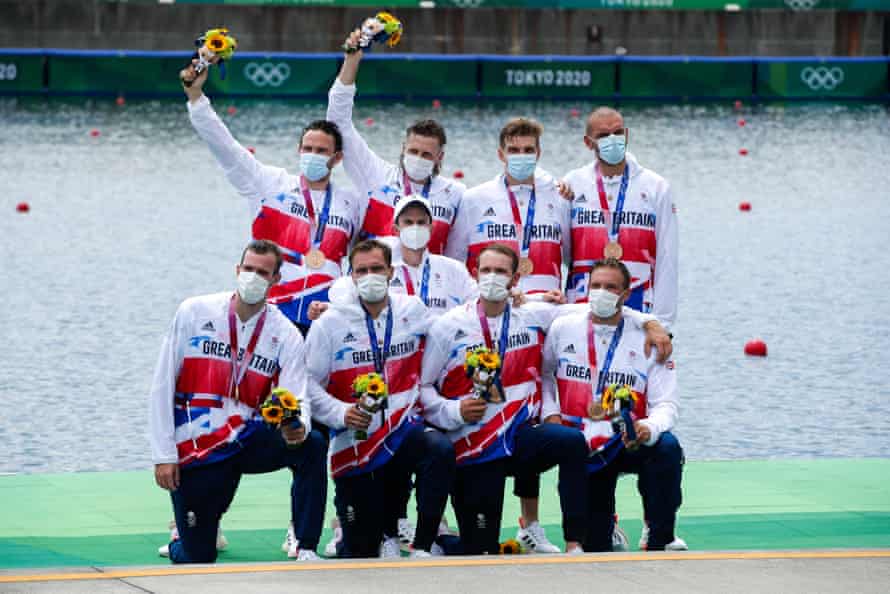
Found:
<box><xmin>800</xmin><ymin>66</ymin><xmax>844</xmax><ymax>91</ymax></box>
<box><xmin>784</xmin><ymin>0</ymin><xmax>819</xmax><ymax>10</ymax></box>
<box><xmin>243</xmin><ymin>62</ymin><xmax>292</xmax><ymax>88</ymax></box>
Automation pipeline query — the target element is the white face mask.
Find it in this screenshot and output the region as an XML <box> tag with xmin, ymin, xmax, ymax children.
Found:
<box><xmin>356</xmin><ymin>274</ymin><xmax>389</xmax><ymax>303</ymax></box>
<box><xmin>399</xmin><ymin>225</ymin><xmax>431</xmax><ymax>251</ymax></box>
<box><xmin>478</xmin><ymin>273</ymin><xmax>511</xmax><ymax>302</ymax></box>
<box><xmin>237</xmin><ymin>271</ymin><xmax>269</xmax><ymax>305</ymax></box>
<box><xmin>588</xmin><ymin>288</ymin><xmax>621</xmax><ymax>318</ymax></box>
<box><xmin>403</xmin><ymin>154</ymin><xmax>435</xmax><ymax>181</ymax></box>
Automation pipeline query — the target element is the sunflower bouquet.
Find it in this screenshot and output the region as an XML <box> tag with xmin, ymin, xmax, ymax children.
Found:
<box><xmin>591</xmin><ymin>383</ymin><xmax>638</xmax><ymax>446</ymax></box>
<box><xmin>260</xmin><ymin>387</ymin><xmax>302</xmax><ymax>437</ymax></box>
<box><xmin>464</xmin><ymin>346</ymin><xmax>503</xmax><ymax>403</ymax></box>
<box><xmin>185</xmin><ymin>27</ymin><xmax>237</xmax><ymax>85</ymax></box>
<box><xmin>344</xmin><ymin>12</ymin><xmax>403</xmax><ymax>54</ymax></box>
<box><xmin>352</xmin><ymin>372</ymin><xmax>388</xmax><ymax>440</ymax></box>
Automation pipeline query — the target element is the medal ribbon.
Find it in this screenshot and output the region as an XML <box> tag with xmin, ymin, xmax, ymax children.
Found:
<box><xmin>587</xmin><ymin>317</ymin><xmax>625</xmax><ymax>398</ymax></box>
<box><xmin>594</xmin><ymin>164</ymin><xmax>630</xmax><ymax>244</ymax></box>
<box><xmin>402</xmin><ymin>171</ymin><xmax>432</xmax><ymax>199</ymax></box>
<box><xmin>363</xmin><ymin>303</ymin><xmax>394</xmax><ymax>378</ymax></box>
<box><xmin>401</xmin><ymin>257</ymin><xmax>431</xmax><ymax>306</ymax></box>
<box><xmin>476</xmin><ymin>300</ymin><xmax>511</xmax><ymax>366</ymax></box>
<box><xmin>227</xmin><ymin>294</ymin><xmax>268</xmax><ymax>400</ymax></box>
<box><xmin>503</xmin><ymin>178</ymin><xmax>536</xmax><ymax>259</ymax></box>
<box><xmin>299</xmin><ymin>175</ymin><xmax>333</xmax><ymax>249</ymax></box>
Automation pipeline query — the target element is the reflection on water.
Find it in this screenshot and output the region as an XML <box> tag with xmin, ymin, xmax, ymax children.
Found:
<box><xmin>1</xmin><ymin>97</ymin><xmax>889</xmax><ymax>473</ymax></box>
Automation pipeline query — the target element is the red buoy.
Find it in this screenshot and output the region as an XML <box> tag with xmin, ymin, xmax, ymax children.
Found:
<box><xmin>744</xmin><ymin>339</ymin><xmax>768</xmax><ymax>357</ymax></box>
<box><xmin>247</xmin><ymin>146</ymin><xmax>256</xmax><ymax>155</ymax></box>
<box><xmin>115</xmin><ymin>96</ymin><xmax>126</xmax><ymax>106</ymax></box>
<box><xmin>738</xmin><ymin>201</ymin><xmax>752</xmax><ymax>212</ymax></box>
<box><xmin>737</xmin><ymin>118</ymin><xmax>746</xmax><ymax>127</ymax></box>
<box><xmin>453</xmin><ymin>170</ymin><xmax>465</xmax><ymax>179</ymax></box>
<box><xmin>365</xmin><ymin>117</ymin><xmax>374</xmax><ymax>126</ymax></box>
<box><xmin>89</xmin><ymin>129</ymin><xmax>100</xmax><ymax>137</ymax></box>
<box><xmin>432</xmin><ymin>99</ymin><xmax>442</xmax><ymax>109</ymax></box>
<box><xmin>734</xmin><ymin>100</ymin><xmax>743</xmax><ymax>110</ymax></box>
<box><xmin>739</xmin><ymin>148</ymin><xmax>749</xmax><ymax>156</ymax></box>
<box><xmin>570</xmin><ymin>108</ymin><xmax>580</xmax><ymax>118</ymax></box>
<box><xmin>227</xmin><ymin>106</ymin><xmax>237</xmax><ymax>115</ymax></box>
<box><xmin>15</xmin><ymin>202</ymin><xmax>30</xmax><ymax>213</ymax></box>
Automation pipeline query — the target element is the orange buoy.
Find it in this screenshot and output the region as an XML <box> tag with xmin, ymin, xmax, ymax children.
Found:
<box><xmin>734</xmin><ymin>100</ymin><xmax>743</xmax><ymax>110</ymax></box>
<box><xmin>432</xmin><ymin>99</ymin><xmax>442</xmax><ymax>109</ymax></box>
<box><xmin>115</xmin><ymin>96</ymin><xmax>126</xmax><ymax>106</ymax></box>
<box><xmin>739</xmin><ymin>202</ymin><xmax>751</xmax><ymax>212</ymax></box>
<box><xmin>453</xmin><ymin>170</ymin><xmax>465</xmax><ymax>179</ymax></box>
<box><xmin>737</xmin><ymin>118</ymin><xmax>746</xmax><ymax>127</ymax></box>
<box><xmin>15</xmin><ymin>202</ymin><xmax>30</xmax><ymax>213</ymax></box>
<box><xmin>744</xmin><ymin>339</ymin><xmax>767</xmax><ymax>357</ymax></box>
<box><xmin>739</xmin><ymin>148</ymin><xmax>748</xmax><ymax>156</ymax></box>
<box><xmin>570</xmin><ymin>108</ymin><xmax>580</xmax><ymax>118</ymax></box>
<box><xmin>89</xmin><ymin>129</ymin><xmax>100</xmax><ymax>137</ymax></box>
<box><xmin>227</xmin><ymin>106</ymin><xmax>237</xmax><ymax>115</ymax></box>
<box><xmin>365</xmin><ymin>117</ymin><xmax>374</xmax><ymax>126</ymax></box>
<box><xmin>247</xmin><ymin>146</ymin><xmax>256</xmax><ymax>154</ymax></box>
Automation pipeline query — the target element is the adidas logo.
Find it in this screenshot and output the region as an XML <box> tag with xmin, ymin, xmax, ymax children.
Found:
<box><xmin>391</xmin><ymin>278</ymin><xmax>403</xmax><ymax>287</ymax></box>
<box><xmin>454</xmin><ymin>329</ymin><xmax>467</xmax><ymax>340</ymax></box>
<box><xmin>483</xmin><ymin>207</ymin><xmax>497</xmax><ymax>217</ymax></box>
<box><xmin>201</xmin><ymin>321</ymin><xmax>215</xmax><ymax>332</ymax></box>
<box><xmin>575</xmin><ymin>194</ymin><xmax>587</xmax><ymax>203</ymax></box>
<box><xmin>343</xmin><ymin>333</ymin><xmax>356</xmax><ymax>343</ymax></box>
<box><xmin>563</xmin><ymin>344</ymin><xmax>576</xmax><ymax>354</ymax></box>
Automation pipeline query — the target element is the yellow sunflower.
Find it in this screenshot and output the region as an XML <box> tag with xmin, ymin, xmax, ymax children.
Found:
<box><xmin>278</xmin><ymin>391</ymin><xmax>299</xmax><ymax>411</ymax></box>
<box><xmin>499</xmin><ymin>539</ymin><xmax>521</xmax><ymax>554</ymax></box>
<box><xmin>262</xmin><ymin>405</ymin><xmax>283</xmax><ymax>424</ymax></box>
<box><xmin>367</xmin><ymin>377</ymin><xmax>387</xmax><ymax>397</ymax></box>
<box><xmin>478</xmin><ymin>352</ymin><xmax>501</xmax><ymax>371</ymax></box>
<box><xmin>205</xmin><ymin>32</ymin><xmax>230</xmax><ymax>54</ymax></box>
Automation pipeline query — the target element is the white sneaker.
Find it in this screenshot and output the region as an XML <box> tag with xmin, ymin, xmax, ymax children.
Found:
<box><xmin>295</xmin><ymin>549</ymin><xmax>321</xmax><ymax>561</ymax></box>
<box><xmin>566</xmin><ymin>545</ymin><xmax>584</xmax><ymax>555</ymax></box>
<box><xmin>397</xmin><ymin>517</ymin><xmax>416</xmax><ymax>552</ymax></box>
<box><xmin>665</xmin><ymin>537</ymin><xmax>688</xmax><ymax>551</ymax></box>
<box><xmin>516</xmin><ymin>519</ymin><xmax>560</xmax><ymax>554</ymax></box>
<box><xmin>639</xmin><ymin>522</ymin><xmax>688</xmax><ymax>551</ymax></box>
<box><xmin>430</xmin><ymin>541</ymin><xmax>446</xmax><ymax>556</ymax></box>
<box><xmin>282</xmin><ymin>522</ymin><xmax>296</xmax><ymax>554</ymax></box>
<box><xmin>324</xmin><ymin>518</ymin><xmax>342</xmax><ymax>557</ymax></box>
<box><xmin>410</xmin><ymin>549</ymin><xmax>433</xmax><ymax>558</ymax></box>
<box><xmin>379</xmin><ymin>536</ymin><xmax>401</xmax><ymax>558</ymax></box>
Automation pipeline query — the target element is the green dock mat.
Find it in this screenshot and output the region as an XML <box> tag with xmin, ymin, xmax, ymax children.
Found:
<box><xmin>1</xmin><ymin>458</ymin><xmax>888</xmax><ymax>569</ymax></box>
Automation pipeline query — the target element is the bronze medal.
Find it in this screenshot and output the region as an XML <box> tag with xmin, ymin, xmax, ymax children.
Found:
<box><xmin>305</xmin><ymin>249</ymin><xmax>325</xmax><ymax>269</ymax></box>
<box><xmin>518</xmin><ymin>257</ymin><xmax>534</xmax><ymax>276</ymax></box>
<box><xmin>588</xmin><ymin>401</ymin><xmax>606</xmax><ymax>421</ymax></box>
<box><xmin>603</xmin><ymin>241</ymin><xmax>623</xmax><ymax>260</ymax></box>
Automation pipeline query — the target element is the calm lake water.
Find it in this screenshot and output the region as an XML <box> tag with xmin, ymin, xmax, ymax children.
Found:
<box><xmin>1</xmin><ymin>96</ymin><xmax>889</xmax><ymax>473</ymax></box>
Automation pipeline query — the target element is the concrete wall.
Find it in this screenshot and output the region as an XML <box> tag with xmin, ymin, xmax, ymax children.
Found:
<box><xmin>0</xmin><ymin>0</ymin><xmax>886</xmax><ymax>56</ymax></box>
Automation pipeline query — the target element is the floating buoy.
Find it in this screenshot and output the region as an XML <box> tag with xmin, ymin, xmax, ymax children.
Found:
<box><xmin>738</xmin><ymin>201</ymin><xmax>751</xmax><ymax>212</ymax></box>
<box><xmin>570</xmin><ymin>108</ymin><xmax>580</xmax><ymax>118</ymax></box>
<box><xmin>734</xmin><ymin>100</ymin><xmax>743</xmax><ymax>110</ymax></box>
<box><xmin>227</xmin><ymin>106</ymin><xmax>237</xmax><ymax>115</ymax></box>
<box><xmin>365</xmin><ymin>117</ymin><xmax>374</xmax><ymax>126</ymax></box>
<box><xmin>453</xmin><ymin>170</ymin><xmax>465</xmax><ymax>179</ymax></box>
<box><xmin>115</xmin><ymin>96</ymin><xmax>126</xmax><ymax>106</ymax></box>
<box><xmin>15</xmin><ymin>202</ymin><xmax>30</xmax><ymax>213</ymax></box>
<box><xmin>737</xmin><ymin>118</ymin><xmax>746</xmax><ymax>127</ymax></box>
<box><xmin>432</xmin><ymin>99</ymin><xmax>441</xmax><ymax>109</ymax></box>
<box><xmin>744</xmin><ymin>339</ymin><xmax>768</xmax><ymax>357</ymax></box>
<box><xmin>247</xmin><ymin>146</ymin><xmax>256</xmax><ymax>154</ymax></box>
<box><xmin>739</xmin><ymin>148</ymin><xmax>748</xmax><ymax>156</ymax></box>
<box><xmin>89</xmin><ymin>129</ymin><xmax>100</xmax><ymax>137</ymax></box>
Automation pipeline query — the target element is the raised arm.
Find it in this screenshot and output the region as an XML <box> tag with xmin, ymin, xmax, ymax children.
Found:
<box><xmin>326</xmin><ymin>35</ymin><xmax>396</xmax><ymax>195</ymax></box>
<box><xmin>181</xmin><ymin>61</ymin><xmax>290</xmax><ymax>203</ymax></box>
